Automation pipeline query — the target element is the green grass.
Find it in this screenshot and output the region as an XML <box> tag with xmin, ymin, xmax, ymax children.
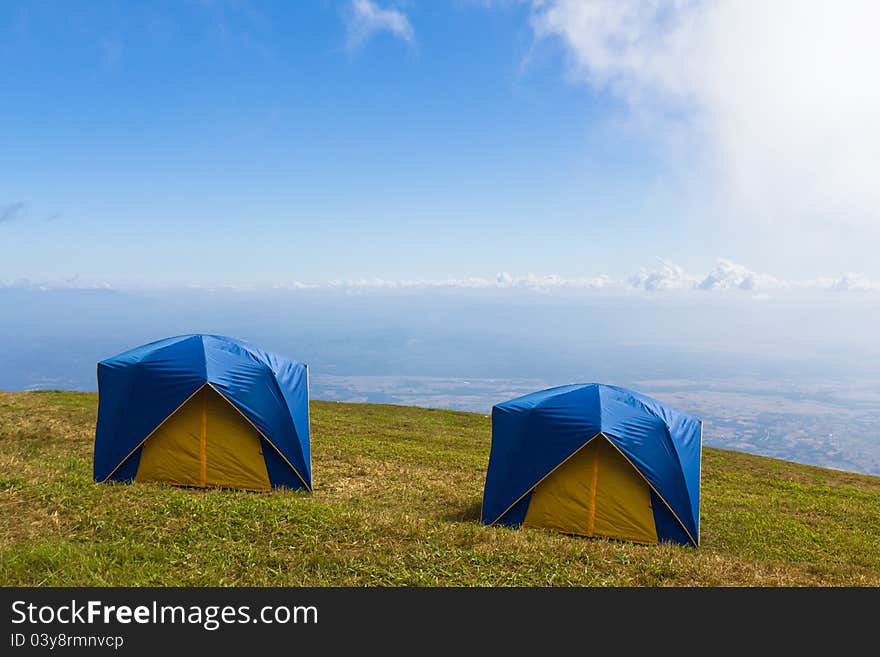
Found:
<box><xmin>1</xmin><ymin>390</ymin><xmax>879</xmax><ymax>586</ymax></box>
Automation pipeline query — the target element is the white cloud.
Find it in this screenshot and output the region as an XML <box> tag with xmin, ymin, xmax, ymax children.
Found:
<box><xmin>272</xmin><ymin>281</ymin><xmax>319</xmax><ymax>290</ymax></box>
<box><xmin>627</xmin><ymin>259</ymin><xmax>696</xmax><ymax>292</ymax></box>
<box><xmin>345</xmin><ymin>0</ymin><xmax>415</xmax><ymax>50</ymax></box>
<box><xmin>529</xmin><ymin>1</ymin><xmax>880</xmax><ymax>230</ymax></box>
<box><xmin>493</xmin><ymin>272</ymin><xmax>616</xmax><ymax>290</ymax></box>
<box><xmin>820</xmin><ymin>273</ymin><xmax>880</xmax><ymax>293</ymax></box>
<box><xmin>697</xmin><ymin>258</ymin><xmax>781</xmax><ymax>291</ymax></box>
<box><xmin>320</xmin><ymin>272</ymin><xmax>616</xmax><ymax>291</ymax></box>
<box><xmin>1</xmin><ymin>276</ymin><xmax>112</xmax><ymax>291</ymax></box>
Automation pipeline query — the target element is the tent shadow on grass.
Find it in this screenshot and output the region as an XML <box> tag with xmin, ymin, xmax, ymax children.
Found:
<box><xmin>442</xmin><ymin>499</ymin><xmax>483</xmax><ymax>524</ymax></box>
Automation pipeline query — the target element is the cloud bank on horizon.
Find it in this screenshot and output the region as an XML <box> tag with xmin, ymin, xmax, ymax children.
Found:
<box><xmin>5</xmin><ymin>258</ymin><xmax>878</xmax><ymax>294</ymax></box>
<box><xmin>276</xmin><ymin>258</ymin><xmax>880</xmax><ymax>293</ymax></box>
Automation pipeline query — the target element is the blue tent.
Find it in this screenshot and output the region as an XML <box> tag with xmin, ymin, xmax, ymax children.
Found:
<box><xmin>481</xmin><ymin>384</ymin><xmax>701</xmax><ymax>546</ymax></box>
<box><xmin>94</xmin><ymin>334</ymin><xmax>311</xmax><ymax>491</ymax></box>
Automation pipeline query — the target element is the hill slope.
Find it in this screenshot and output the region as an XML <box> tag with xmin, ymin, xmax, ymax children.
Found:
<box><xmin>1</xmin><ymin>390</ymin><xmax>878</xmax><ymax>586</ymax></box>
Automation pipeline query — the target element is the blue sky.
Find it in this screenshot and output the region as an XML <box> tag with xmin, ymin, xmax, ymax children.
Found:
<box><xmin>2</xmin><ymin>0</ymin><xmax>879</xmax><ymax>288</ymax></box>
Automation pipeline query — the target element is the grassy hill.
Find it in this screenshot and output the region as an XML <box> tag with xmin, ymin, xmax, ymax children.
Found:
<box><xmin>1</xmin><ymin>390</ymin><xmax>878</xmax><ymax>586</ymax></box>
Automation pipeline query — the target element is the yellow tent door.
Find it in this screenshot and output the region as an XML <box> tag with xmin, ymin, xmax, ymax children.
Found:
<box><xmin>523</xmin><ymin>434</ymin><xmax>658</xmax><ymax>544</ymax></box>
<box><xmin>135</xmin><ymin>385</ymin><xmax>271</xmax><ymax>491</ymax></box>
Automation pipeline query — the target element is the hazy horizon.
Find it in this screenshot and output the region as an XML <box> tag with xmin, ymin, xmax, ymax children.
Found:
<box><xmin>2</xmin><ymin>285</ymin><xmax>878</xmax><ymax>476</ymax></box>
